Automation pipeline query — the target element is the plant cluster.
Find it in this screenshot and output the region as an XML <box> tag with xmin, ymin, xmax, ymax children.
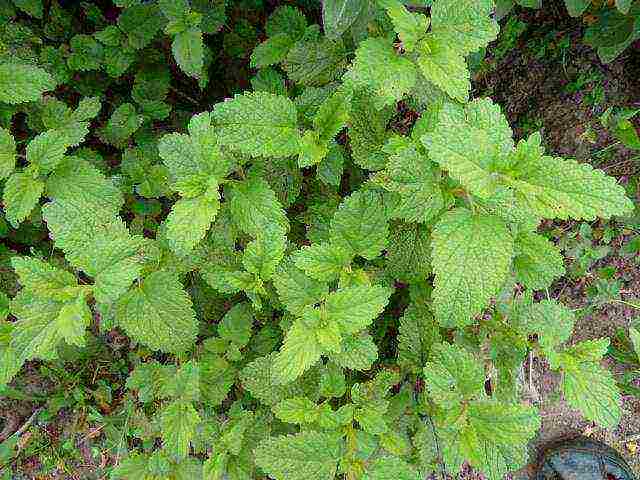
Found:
<box><xmin>497</xmin><ymin>0</ymin><xmax>640</xmax><ymax>63</ymax></box>
<box><xmin>0</xmin><ymin>0</ymin><xmax>638</xmax><ymax>479</ymax></box>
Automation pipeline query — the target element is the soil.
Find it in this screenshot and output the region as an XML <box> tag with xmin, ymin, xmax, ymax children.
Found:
<box><xmin>475</xmin><ymin>3</ymin><xmax>640</xmax><ymax>478</ymax></box>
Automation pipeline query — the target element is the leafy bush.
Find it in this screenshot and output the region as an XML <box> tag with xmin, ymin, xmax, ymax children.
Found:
<box><xmin>0</xmin><ymin>0</ymin><xmax>636</xmax><ymax>479</ymax></box>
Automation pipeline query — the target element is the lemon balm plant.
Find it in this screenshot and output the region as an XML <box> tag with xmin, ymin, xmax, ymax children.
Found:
<box><xmin>0</xmin><ymin>0</ymin><xmax>635</xmax><ymax>479</ymax></box>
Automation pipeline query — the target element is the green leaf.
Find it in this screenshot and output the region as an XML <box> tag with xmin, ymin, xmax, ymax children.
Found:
<box><xmin>160</xmin><ymin>400</ymin><xmax>201</xmax><ymax>459</ymax></box>
<box><xmin>345</xmin><ymin>37</ymin><xmax>417</xmax><ymax>108</ymax></box>
<box><xmin>561</xmin><ymin>360</ymin><xmax>621</xmax><ymax>428</ymax></box>
<box><xmin>417</xmin><ymin>35</ymin><xmax>470</xmax><ymax>103</ymax></box>
<box><xmin>330</xmin><ymin>190</ymin><xmax>389</xmax><ymax>260</ymax></box>
<box><xmin>11</xmin><ymin>291</ymin><xmax>90</xmax><ymax>361</ymax></box>
<box><xmin>284</xmin><ymin>39</ymin><xmax>347</xmax><ymax>86</ymax></box>
<box><xmin>430</xmin><ymin>0</ymin><xmax>499</xmax><ymax>55</ymax></box>
<box><xmin>212</xmin><ymin>92</ymin><xmax>301</xmax><ymax>157</ymax></box>
<box><xmin>630</xmin><ymin>327</ymin><xmax>640</xmax><ymax>363</ymax></box>
<box><xmin>251</xmin><ymin>33</ymin><xmax>295</xmax><ymax>68</ymax></box>
<box><xmin>26</xmin><ymin>124</ymin><xmax>89</xmax><ymax>174</ymax></box>
<box><xmin>325</xmin><ymin>284</ymin><xmax>392</xmax><ymax>335</ymax></box>
<box><xmin>513</xmin><ymin>232</ymin><xmax>565</xmax><ymax>290</ymax></box>
<box><xmin>463</xmin><ymin>401</ymin><xmax>540</xmax><ymax>480</ymax></box>
<box><xmin>255</xmin><ymin>432</ymin><xmax>342</xmax><ymax>480</ymax></box>
<box><xmin>273</xmin><ymin>396</ymin><xmax>319</xmax><ymax>424</ymax></box>
<box><xmin>173</xmin><ymin>28</ymin><xmax>204</xmax><ymax>79</ymax></box>
<box><xmin>218</xmin><ymin>302</ymin><xmax>253</xmax><ymax>347</ymax></box>
<box><xmin>3</xmin><ymin>172</ymin><xmax>44</xmax><ymax>228</ymax></box>
<box><xmin>272</xmin><ymin>259</ymin><xmax>329</xmax><ymax>316</ymax></box>
<box><xmin>118</xmin><ymin>3</ymin><xmax>165</xmax><ymax>50</ymax></box>
<box><xmin>330</xmin><ymin>332</ymin><xmax>378</xmax><ymax>370</ymax></box>
<box><xmin>266</xmin><ymin>6</ymin><xmax>307</xmax><ymax>39</ymax></box>
<box><xmin>229</xmin><ymin>176</ymin><xmax>289</xmax><ymax>237</ymax></box>
<box><xmin>385</xmin><ymin>222</ymin><xmax>432</xmax><ymax>283</ymax></box>
<box><xmin>422</xmin><ymin>98</ymin><xmax>514</xmax><ymax>199</ymax></box>
<box><xmin>379</xmin><ymin>137</ymin><xmax>444</xmax><ymax>222</ymax></box>
<box><xmin>126</xmin><ymin>360</ymin><xmax>177</xmax><ymax>402</ymax></box>
<box><xmin>349</xmin><ymin>90</ymin><xmax>393</xmax><ymax>170</ymax></box>
<box><xmin>424</xmin><ymin>343</ymin><xmax>484</xmax><ymax>407</ymax></box>
<box><xmin>520</xmin><ymin>300</ymin><xmax>575</xmax><ymax>354</ymax></box>
<box><xmin>12</xmin><ymin>0</ymin><xmax>43</xmax><ymax>18</ymax></box>
<box><xmin>322</xmin><ymin>0</ymin><xmax>367</xmax><ymax>39</ymax></box>
<box><xmin>508</xmin><ymin>155</ymin><xmax>634</xmax><ymax>220</ymax></box>
<box><xmin>565</xmin><ymin>0</ymin><xmax>592</xmax><ymax>17</ymax></box>
<box><xmin>116</xmin><ymin>270</ymin><xmax>198</xmax><ymax>354</ymax></box>
<box><xmin>242</xmin><ymin>227</ymin><xmax>286</xmax><ymax>280</ymax></box>
<box><xmin>363</xmin><ymin>456</ymin><xmax>420</xmax><ymax>480</ymax></box>
<box><xmin>0</xmin><ymin>64</ymin><xmax>56</xmax><ymax>104</ymax></box>
<box><xmin>431</xmin><ymin>209</ymin><xmax>514</xmax><ymax>327</ymax></box>
<box><xmin>293</xmin><ymin>242</ymin><xmax>352</xmax><ymax>282</ymax></box>
<box><xmin>0</xmin><ymin>128</ymin><xmax>16</xmax><ymax>179</ymax></box>
<box><xmin>67</xmin><ymin>34</ymin><xmax>104</xmax><ymax>71</ymax></box>
<box><xmin>11</xmin><ymin>257</ymin><xmax>76</xmax><ymax>297</ymax></box>
<box><xmin>98</xmin><ymin>103</ymin><xmax>143</xmax><ymax>147</ymax></box>
<box><xmin>273</xmin><ymin>320</ymin><xmax>323</xmax><ymax>384</ymax></box>
<box><xmin>397</xmin><ymin>304</ymin><xmax>440</xmax><ymax>373</ymax></box>
<box><xmin>616</xmin><ymin>0</ymin><xmax>632</xmax><ymax>13</ymax></box>
<box><xmin>165</xmin><ymin>194</ymin><xmax>220</xmax><ymax>255</ymax></box>
<box><xmin>380</xmin><ymin>0</ymin><xmax>429</xmax><ymax>52</ymax></box>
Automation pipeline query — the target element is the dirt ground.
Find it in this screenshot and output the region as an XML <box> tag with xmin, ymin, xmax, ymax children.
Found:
<box><xmin>475</xmin><ymin>4</ymin><xmax>640</xmax><ymax>478</ymax></box>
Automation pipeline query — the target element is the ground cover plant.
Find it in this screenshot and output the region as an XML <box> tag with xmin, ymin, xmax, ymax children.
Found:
<box><xmin>0</xmin><ymin>0</ymin><xmax>639</xmax><ymax>479</ymax></box>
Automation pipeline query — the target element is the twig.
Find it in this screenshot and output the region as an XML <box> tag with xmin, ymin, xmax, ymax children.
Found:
<box><xmin>12</xmin><ymin>408</ymin><xmax>42</xmax><ymax>438</ymax></box>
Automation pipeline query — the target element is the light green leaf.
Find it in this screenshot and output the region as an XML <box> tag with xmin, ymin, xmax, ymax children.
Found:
<box><xmin>345</xmin><ymin>37</ymin><xmax>417</xmax><ymax>108</ymax></box>
<box><xmin>520</xmin><ymin>300</ymin><xmax>575</xmax><ymax>354</ymax></box>
<box><xmin>430</xmin><ymin>0</ymin><xmax>499</xmax><ymax>55</ymax></box>
<box><xmin>379</xmin><ymin>137</ymin><xmax>444</xmax><ymax>222</ymax></box>
<box><xmin>417</xmin><ymin>35</ymin><xmax>470</xmax><ymax>103</ymax></box>
<box><xmin>251</xmin><ymin>33</ymin><xmax>295</xmax><ymax>68</ymax></box>
<box><xmin>330</xmin><ymin>190</ymin><xmax>389</xmax><ymax>260</ymax></box>
<box><xmin>11</xmin><ymin>257</ymin><xmax>76</xmax><ymax>297</ymax></box>
<box><xmin>173</xmin><ymin>28</ymin><xmax>204</xmax><ymax>79</ymax></box>
<box><xmin>272</xmin><ymin>259</ymin><xmax>329</xmax><ymax>316</ymax></box>
<box><xmin>0</xmin><ymin>63</ymin><xmax>56</xmax><ymax>104</ymax></box>
<box><xmin>630</xmin><ymin>327</ymin><xmax>640</xmax><ymax>363</ymax></box>
<box><xmin>229</xmin><ymin>176</ymin><xmax>289</xmax><ymax>237</ymax></box>
<box><xmin>26</xmin><ymin>124</ymin><xmax>89</xmax><ymax>174</ymax></box>
<box><xmin>380</xmin><ymin>0</ymin><xmax>429</xmax><ymax>52</ymax></box>
<box><xmin>322</xmin><ymin>0</ymin><xmax>367</xmax><ymax>39</ymax></box>
<box><xmin>242</xmin><ymin>226</ymin><xmax>286</xmax><ymax>280</ymax></box>
<box><xmin>160</xmin><ymin>400</ymin><xmax>201</xmax><ymax>459</ymax></box>
<box><xmin>616</xmin><ymin>0</ymin><xmax>632</xmax><ymax>13</ymax></box>
<box><xmin>325</xmin><ymin>284</ymin><xmax>392</xmax><ymax>335</ymax></box>
<box><xmin>424</xmin><ymin>343</ymin><xmax>484</xmax><ymax>407</ymax></box>
<box><xmin>509</xmin><ymin>155</ymin><xmax>634</xmax><ymax>220</ymax></box>
<box><xmin>98</xmin><ymin>103</ymin><xmax>143</xmax><ymax>147</ymax></box>
<box><xmin>431</xmin><ymin>209</ymin><xmax>514</xmax><ymax>327</ymax></box>
<box><xmin>273</xmin><ymin>396</ymin><xmax>319</xmax><ymax>424</ymax></box>
<box><xmin>3</xmin><ymin>172</ymin><xmax>44</xmax><ymax>227</ymax></box>
<box><xmin>116</xmin><ymin>270</ymin><xmax>198</xmax><ymax>354</ymax></box>
<box><xmin>293</xmin><ymin>242</ymin><xmax>352</xmax><ymax>282</ymax></box>
<box><xmin>363</xmin><ymin>456</ymin><xmax>420</xmax><ymax>480</ymax></box>
<box><xmin>212</xmin><ymin>92</ymin><xmax>301</xmax><ymax>157</ymax></box>
<box><xmin>562</xmin><ymin>360</ymin><xmax>621</xmax><ymax>428</ymax></box>
<box><xmin>565</xmin><ymin>0</ymin><xmax>592</xmax><ymax>17</ymax></box>
<box><xmin>513</xmin><ymin>232</ymin><xmax>565</xmax><ymax>290</ymax></box>
<box><xmin>273</xmin><ymin>320</ymin><xmax>323</xmax><ymax>383</ymax></box>
<box><xmin>165</xmin><ymin>194</ymin><xmax>220</xmax><ymax>255</ymax></box>
<box><xmin>330</xmin><ymin>332</ymin><xmax>378</xmax><ymax>370</ymax></box>
<box><xmin>11</xmin><ymin>291</ymin><xmax>90</xmax><ymax>361</ymax></box>
<box><xmin>421</xmin><ymin>98</ymin><xmax>514</xmax><ymax>199</ymax></box>
<box><xmin>0</xmin><ymin>128</ymin><xmax>16</xmax><ymax>179</ymax></box>
<box><xmin>255</xmin><ymin>432</ymin><xmax>342</xmax><ymax>480</ymax></box>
